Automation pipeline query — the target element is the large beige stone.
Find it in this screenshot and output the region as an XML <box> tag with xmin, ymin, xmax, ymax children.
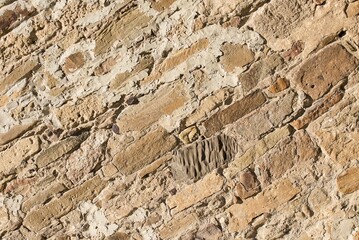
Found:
<box><xmin>36</xmin><ymin>133</ymin><xmax>88</xmax><ymax>168</ymax></box>
<box><xmin>346</xmin><ymin>1</ymin><xmax>359</xmax><ymax>17</ymax></box>
<box><xmin>152</xmin><ymin>0</ymin><xmax>176</xmax><ymax>11</ymax></box>
<box><xmin>293</xmin><ymin>44</ymin><xmax>357</xmax><ymax>100</ymax></box>
<box><xmin>0</xmin><ymin>122</ymin><xmax>36</xmax><ymax>146</ymax></box>
<box><xmin>220</xmin><ymin>43</ymin><xmax>254</xmax><ymax>72</ymax></box>
<box><xmin>55</xmin><ymin>95</ymin><xmax>105</xmax><ymax>129</ymax></box>
<box><xmin>117</xmin><ymin>83</ymin><xmax>189</xmax><ymax>132</ymax></box>
<box><xmin>62</xmin><ymin>52</ymin><xmax>85</xmax><ymax>74</ymax></box>
<box><xmin>167</xmin><ymin>173</ymin><xmax>224</xmax><ymax>214</ymax></box>
<box><xmin>203</xmin><ymin>90</ymin><xmax>266</xmax><ymax>137</ymax></box>
<box><xmin>240</xmin><ymin>54</ymin><xmax>283</xmax><ymax>93</ymax></box>
<box><xmin>23</xmin><ymin>176</ymin><xmax>106</xmax><ymax>232</ymax></box>
<box><xmin>0</xmin><ymin>136</ymin><xmax>40</xmax><ymax>175</ymax></box>
<box><xmin>143</xmin><ymin>38</ymin><xmax>209</xmax><ymax>84</ymax></box>
<box><xmin>228</xmin><ymin>179</ymin><xmax>300</xmax><ymax>232</ymax></box>
<box><xmin>22</xmin><ymin>182</ymin><xmax>67</xmax><ymax>212</ymax></box>
<box><xmin>0</xmin><ymin>58</ymin><xmax>40</xmax><ymax>94</ymax></box>
<box><xmin>337</xmin><ymin>167</ymin><xmax>359</xmax><ymax>195</ymax></box>
<box><xmin>95</xmin><ymin>8</ymin><xmax>151</xmax><ymax>55</ymax></box>
<box><xmin>159</xmin><ymin>213</ymin><xmax>199</xmax><ymax>239</ymax></box>
<box><xmin>113</xmin><ymin>127</ymin><xmax>177</xmax><ymax>175</ymax></box>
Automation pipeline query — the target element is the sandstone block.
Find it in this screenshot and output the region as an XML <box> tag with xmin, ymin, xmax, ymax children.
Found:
<box><xmin>113</xmin><ymin>127</ymin><xmax>177</xmax><ymax>175</ymax></box>
<box><xmin>167</xmin><ymin>173</ymin><xmax>224</xmax><ymax>214</ymax></box>
<box><xmin>0</xmin><ymin>58</ymin><xmax>40</xmax><ymax>94</ymax></box>
<box><xmin>117</xmin><ymin>83</ymin><xmax>189</xmax><ymax>132</ymax></box>
<box><xmin>159</xmin><ymin>213</ymin><xmax>199</xmax><ymax>239</ymax></box>
<box><xmin>62</xmin><ymin>52</ymin><xmax>85</xmax><ymax>74</ymax></box>
<box><xmin>203</xmin><ymin>90</ymin><xmax>266</xmax><ymax>137</ymax></box>
<box><xmin>36</xmin><ymin>133</ymin><xmax>89</xmax><ymax>168</ymax></box>
<box><xmin>293</xmin><ymin>44</ymin><xmax>357</xmax><ymax>100</ymax></box>
<box><xmin>234</xmin><ymin>169</ymin><xmax>261</xmax><ymax>200</ymax></box>
<box><xmin>291</xmin><ymin>85</ymin><xmax>344</xmax><ymax>130</ymax></box>
<box><xmin>337</xmin><ymin>167</ymin><xmax>359</xmax><ymax>195</ymax></box>
<box><xmin>55</xmin><ymin>95</ymin><xmax>105</xmax><ymax>129</ymax></box>
<box><xmin>346</xmin><ymin>1</ymin><xmax>359</xmax><ymax>17</ymax></box>
<box><xmin>0</xmin><ymin>136</ymin><xmax>40</xmax><ymax>175</ymax></box>
<box><xmin>0</xmin><ymin>122</ymin><xmax>36</xmax><ymax>146</ymax></box>
<box><xmin>220</xmin><ymin>43</ymin><xmax>254</xmax><ymax>72</ymax></box>
<box><xmin>228</xmin><ymin>179</ymin><xmax>300</xmax><ymax>232</ymax></box>
<box><xmin>23</xmin><ymin>176</ymin><xmax>105</xmax><ymax>232</ymax></box>
<box><xmin>240</xmin><ymin>54</ymin><xmax>283</xmax><ymax>93</ymax></box>
<box><xmin>152</xmin><ymin>0</ymin><xmax>176</xmax><ymax>11</ymax></box>
<box><xmin>268</xmin><ymin>78</ymin><xmax>290</xmax><ymax>94</ymax></box>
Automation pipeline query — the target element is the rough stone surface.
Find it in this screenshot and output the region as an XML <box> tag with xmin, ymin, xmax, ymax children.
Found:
<box><xmin>292</xmin><ymin>44</ymin><xmax>357</xmax><ymax>100</ymax></box>
<box><xmin>1</xmin><ymin>0</ymin><xmax>358</xmax><ymax>239</ymax></box>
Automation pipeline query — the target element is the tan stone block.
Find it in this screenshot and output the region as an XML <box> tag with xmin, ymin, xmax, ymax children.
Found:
<box><xmin>346</xmin><ymin>1</ymin><xmax>359</xmax><ymax>17</ymax></box>
<box><xmin>167</xmin><ymin>173</ymin><xmax>224</xmax><ymax>213</ymax></box>
<box><xmin>110</xmin><ymin>54</ymin><xmax>154</xmax><ymax>90</ymax></box>
<box><xmin>113</xmin><ymin>128</ymin><xmax>177</xmax><ymax>175</ymax></box>
<box><xmin>94</xmin><ymin>57</ymin><xmax>117</xmax><ymax>76</ymax></box>
<box><xmin>203</xmin><ymin>90</ymin><xmax>266</xmax><ymax>137</ymax></box>
<box><xmin>234</xmin><ymin>169</ymin><xmax>261</xmax><ymax>200</ymax></box>
<box><xmin>228</xmin><ymin>179</ymin><xmax>300</xmax><ymax>232</ymax></box>
<box><xmin>291</xmin><ymin>85</ymin><xmax>344</xmax><ymax>130</ymax></box>
<box><xmin>117</xmin><ymin>83</ymin><xmax>188</xmax><ymax>132</ymax></box>
<box><xmin>0</xmin><ymin>136</ymin><xmax>40</xmax><ymax>175</ymax></box>
<box><xmin>22</xmin><ymin>182</ymin><xmax>67</xmax><ymax>212</ymax></box>
<box><xmin>308</xmin><ymin>94</ymin><xmax>359</xmax><ymax>165</ymax></box>
<box><xmin>0</xmin><ymin>58</ymin><xmax>40</xmax><ymax>94</ymax></box>
<box><xmin>62</xmin><ymin>52</ymin><xmax>85</xmax><ymax>74</ymax></box>
<box><xmin>337</xmin><ymin>167</ymin><xmax>359</xmax><ymax>195</ymax></box>
<box><xmin>36</xmin><ymin>133</ymin><xmax>88</xmax><ymax>168</ymax></box>
<box><xmin>137</xmin><ymin>154</ymin><xmax>172</xmax><ymax>178</ymax></box>
<box><xmin>159</xmin><ymin>213</ymin><xmax>199</xmax><ymax>239</ymax></box>
<box><xmin>293</xmin><ymin>44</ymin><xmax>357</xmax><ymax>100</ymax></box>
<box><xmin>0</xmin><ymin>122</ymin><xmax>36</xmax><ymax>145</ymax></box>
<box><xmin>152</xmin><ymin>0</ymin><xmax>176</xmax><ymax>11</ymax></box>
<box><xmin>23</xmin><ymin>176</ymin><xmax>105</xmax><ymax>232</ymax></box>
<box><xmin>143</xmin><ymin>39</ymin><xmax>209</xmax><ymax>84</ymax></box>
<box><xmin>95</xmin><ymin>8</ymin><xmax>151</xmax><ymax>55</ymax></box>
<box><xmin>228</xmin><ymin>126</ymin><xmax>292</xmax><ymax>178</ymax></box>
<box><xmin>240</xmin><ymin>54</ymin><xmax>283</xmax><ymax>92</ymax></box>
<box><xmin>268</xmin><ymin>78</ymin><xmax>290</xmax><ymax>94</ymax></box>
<box><xmin>185</xmin><ymin>89</ymin><xmax>229</xmax><ymax>127</ymax></box>
<box><xmin>55</xmin><ymin>95</ymin><xmax>105</xmax><ymax>129</ymax></box>
<box><xmin>220</xmin><ymin>43</ymin><xmax>255</xmax><ymax>72</ymax></box>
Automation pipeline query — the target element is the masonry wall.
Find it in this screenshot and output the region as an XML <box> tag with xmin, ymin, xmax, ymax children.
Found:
<box><xmin>0</xmin><ymin>0</ymin><xmax>359</xmax><ymax>239</ymax></box>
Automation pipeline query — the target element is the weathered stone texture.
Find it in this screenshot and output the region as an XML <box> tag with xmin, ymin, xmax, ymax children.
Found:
<box><xmin>113</xmin><ymin>127</ymin><xmax>177</xmax><ymax>175</ymax></box>
<box><xmin>167</xmin><ymin>173</ymin><xmax>224</xmax><ymax>213</ymax></box>
<box><xmin>220</xmin><ymin>43</ymin><xmax>255</xmax><ymax>72</ymax></box>
<box><xmin>0</xmin><ymin>136</ymin><xmax>40</xmax><ymax>175</ymax></box>
<box><xmin>293</xmin><ymin>44</ymin><xmax>357</xmax><ymax>100</ymax></box>
<box><xmin>228</xmin><ymin>179</ymin><xmax>300</xmax><ymax>232</ymax></box>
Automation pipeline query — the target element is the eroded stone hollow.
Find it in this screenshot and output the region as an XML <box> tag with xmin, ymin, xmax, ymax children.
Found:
<box><xmin>0</xmin><ymin>0</ymin><xmax>359</xmax><ymax>239</ymax></box>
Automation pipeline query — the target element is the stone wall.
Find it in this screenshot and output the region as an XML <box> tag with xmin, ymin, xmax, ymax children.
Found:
<box><xmin>0</xmin><ymin>0</ymin><xmax>359</xmax><ymax>239</ymax></box>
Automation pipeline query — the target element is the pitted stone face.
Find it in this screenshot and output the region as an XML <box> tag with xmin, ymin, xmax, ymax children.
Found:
<box><xmin>172</xmin><ymin>134</ymin><xmax>238</xmax><ymax>181</ymax></box>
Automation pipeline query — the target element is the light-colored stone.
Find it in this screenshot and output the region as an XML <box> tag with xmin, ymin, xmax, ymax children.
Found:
<box><xmin>95</xmin><ymin>8</ymin><xmax>151</xmax><ymax>55</ymax></box>
<box><xmin>152</xmin><ymin>0</ymin><xmax>176</xmax><ymax>11</ymax></box>
<box><xmin>0</xmin><ymin>122</ymin><xmax>36</xmax><ymax>145</ymax></box>
<box><xmin>113</xmin><ymin>127</ymin><xmax>177</xmax><ymax>175</ymax></box>
<box><xmin>55</xmin><ymin>95</ymin><xmax>105</xmax><ymax>129</ymax></box>
<box><xmin>0</xmin><ymin>136</ymin><xmax>40</xmax><ymax>175</ymax></box>
<box><xmin>240</xmin><ymin>54</ymin><xmax>283</xmax><ymax>93</ymax></box>
<box><xmin>178</xmin><ymin>126</ymin><xmax>199</xmax><ymax>144</ymax></box>
<box><xmin>36</xmin><ymin>133</ymin><xmax>88</xmax><ymax>168</ymax></box>
<box><xmin>220</xmin><ymin>43</ymin><xmax>255</xmax><ymax>72</ymax></box>
<box><xmin>0</xmin><ymin>58</ymin><xmax>40</xmax><ymax>94</ymax></box>
<box><xmin>268</xmin><ymin>78</ymin><xmax>290</xmax><ymax>94</ymax></box>
<box><xmin>138</xmin><ymin>154</ymin><xmax>172</xmax><ymax>178</ymax></box>
<box><xmin>23</xmin><ymin>176</ymin><xmax>106</xmax><ymax>232</ymax></box>
<box><xmin>228</xmin><ymin>179</ymin><xmax>300</xmax><ymax>232</ymax></box>
<box><xmin>167</xmin><ymin>173</ymin><xmax>224</xmax><ymax>213</ymax></box>
<box><xmin>159</xmin><ymin>213</ymin><xmax>199</xmax><ymax>239</ymax></box>
<box><xmin>293</xmin><ymin>44</ymin><xmax>357</xmax><ymax>100</ymax></box>
<box><xmin>337</xmin><ymin>167</ymin><xmax>359</xmax><ymax>195</ymax></box>
<box><xmin>117</xmin><ymin>83</ymin><xmax>189</xmax><ymax>132</ymax></box>
<box><xmin>346</xmin><ymin>1</ymin><xmax>359</xmax><ymax>17</ymax></box>
<box><xmin>203</xmin><ymin>90</ymin><xmax>266</xmax><ymax>137</ymax></box>
<box><xmin>62</xmin><ymin>52</ymin><xmax>85</xmax><ymax>74</ymax></box>
<box><xmin>143</xmin><ymin>38</ymin><xmax>209</xmax><ymax>84</ymax></box>
<box><xmin>22</xmin><ymin>182</ymin><xmax>67</xmax><ymax>212</ymax></box>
